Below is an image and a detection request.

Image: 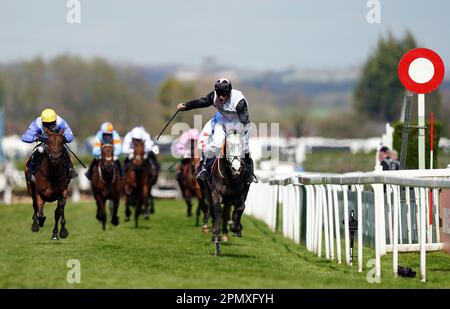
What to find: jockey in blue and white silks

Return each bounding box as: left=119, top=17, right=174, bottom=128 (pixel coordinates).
left=177, top=79, right=256, bottom=183
left=85, top=122, right=123, bottom=180
left=21, top=108, right=78, bottom=182
left=21, top=113, right=74, bottom=144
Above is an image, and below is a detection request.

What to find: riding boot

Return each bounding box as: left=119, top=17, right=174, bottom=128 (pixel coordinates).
left=27, top=148, right=44, bottom=182
left=196, top=157, right=207, bottom=181
left=176, top=168, right=184, bottom=193
left=198, top=157, right=215, bottom=181
left=64, top=148, right=78, bottom=179
left=115, top=160, right=124, bottom=177
left=85, top=158, right=99, bottom=180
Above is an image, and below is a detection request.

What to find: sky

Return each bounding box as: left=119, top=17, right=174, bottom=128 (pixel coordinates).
left=1, top=0, right=450, bottom=70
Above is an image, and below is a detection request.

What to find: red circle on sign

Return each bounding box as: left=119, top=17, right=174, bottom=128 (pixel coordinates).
left=398, top=48, right=445, bottom=94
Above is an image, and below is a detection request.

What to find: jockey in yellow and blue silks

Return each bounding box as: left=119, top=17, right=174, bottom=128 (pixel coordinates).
left=21, top=108, right=78, bottom=182
left=85, top=122, right=123, bottom=180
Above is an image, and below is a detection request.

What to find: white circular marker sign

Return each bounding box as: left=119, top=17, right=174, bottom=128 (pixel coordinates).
left=408, top=58, right=435, bottom=84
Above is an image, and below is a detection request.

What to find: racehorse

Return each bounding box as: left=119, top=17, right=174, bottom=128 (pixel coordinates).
left=90, top=144, right=122, bottom=230
left=124, top=139, right=150, bottom=228
left=203, top=130, right=252, bottom=255
left=145, top=153, right=159, bottom=217
left=180, top=156, right=209, bottom=233
left=25, top=128, right=71, bottom=240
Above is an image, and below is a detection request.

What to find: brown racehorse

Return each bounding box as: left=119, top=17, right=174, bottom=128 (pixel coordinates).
left=124, top=139, right=150, bottom=228
left=90, top=144, right=122, bottom=230
left=179, top=156, right=209, bottom=233
left=25, top=128, right=71, bottom=240
left=145, top=154, right=159, bottom=217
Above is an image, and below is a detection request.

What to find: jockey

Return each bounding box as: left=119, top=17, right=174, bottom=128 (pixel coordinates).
left=122, top=126, right=160, bottom=172
left=85, top=122, right=123, bottom=180
left=21, top=108, right=78, bottom=182
left=173, top=128, right=200, bottom=193
left=177, top=78, right=256, bottom=183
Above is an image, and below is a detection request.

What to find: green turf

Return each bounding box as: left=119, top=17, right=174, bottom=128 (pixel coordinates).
left=0, top=199, right=449, bottom=288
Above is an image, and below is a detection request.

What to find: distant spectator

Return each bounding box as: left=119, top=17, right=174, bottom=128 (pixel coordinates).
left=389, top=149, right=400, bottom=170
left=378, top=146, right=391, bottom=170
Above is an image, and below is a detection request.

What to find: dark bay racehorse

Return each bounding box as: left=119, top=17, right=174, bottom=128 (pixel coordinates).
left=180, top=156, right=209, bottom=233
left=124, top=139, right=150, bottom=228
left=204, top=131, right=252, bottom=255
left=145, top=154, right=159, bottom=217
left=25, top=128, right=71, bottom=240
left=90, top=144, right=122, bottom=230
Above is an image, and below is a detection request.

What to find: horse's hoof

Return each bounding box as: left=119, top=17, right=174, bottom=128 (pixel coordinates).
left=221, top=234, right=229, bottom=242
left=124, top=217, right=130, bottom=222
left=51, top=235, right=59, bottom=241
left=111, top=217, right=119, bottom=226
left=59, top=229, right=69, bottom=239
left=143, top=214, right=149, bottom=220
left=232, top=232, right=242, bottom=237
left=202, top=225, right=210, bottom=234
left=150, top=208, right=155, bottom=214
left=214, top=241, right=221, bottom=256
left=31, top=222, right=40, bottom=232
left=38, top=216, right=46, bottom=227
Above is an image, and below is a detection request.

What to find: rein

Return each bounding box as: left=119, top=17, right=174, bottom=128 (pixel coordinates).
left=98, top=162, right=116, bottom=184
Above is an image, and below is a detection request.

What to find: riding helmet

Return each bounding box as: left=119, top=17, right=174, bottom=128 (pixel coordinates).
left=214, top=78, right=232, bottom=96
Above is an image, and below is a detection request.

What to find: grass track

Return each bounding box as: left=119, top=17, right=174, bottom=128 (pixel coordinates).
left=0, top=199, right=449, bottom=288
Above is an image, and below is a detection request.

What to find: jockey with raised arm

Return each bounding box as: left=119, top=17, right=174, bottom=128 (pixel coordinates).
left=21, top=108, right=78, bottom=182
left=122, top=126, right=160, bottom=172
left=177, top=78, right=256, bottom=183
left=85, top=122, right=123, bottom=180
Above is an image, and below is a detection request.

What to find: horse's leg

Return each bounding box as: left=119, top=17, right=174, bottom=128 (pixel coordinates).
left=125, top=196, right=131, bottom=222
left=111, top=196, right=120, bottom=226
left=51, top=202, right=62, bottom=241
left=149, top=192, right=155, bottom=214
left=143, top=195, right=150, bottom=220
left=186, top=196, right=193, bottom=217
left=221, top=203, right=230, bottom=242
left=135, top=197, right=141, bottom=228
left=31, top=195, right=40, bottom=232
left=148, top=178, right=155, bottom=214
left=201, top=199, right=210, bottom=233
left=95, top=194, right=107, bottom=230
left=36, top=195, right=46, bottom=228
left=100, top=198, right=107, bottom=231
left=210, top=191, right=222, bottom=256
left=58, top=196, right=69, bottom=239
left=195, top=198, right=201, bottom=227
left=231, top=201, right=246, bottom=237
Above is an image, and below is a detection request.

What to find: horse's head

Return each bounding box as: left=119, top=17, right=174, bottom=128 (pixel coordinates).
left=44, top=127, right=64, bottom=164
left=132, top=138, right=145, bottom=167
left=224, top=131, right=244, bottom=176
left=101, top=144, right=115, bottom=171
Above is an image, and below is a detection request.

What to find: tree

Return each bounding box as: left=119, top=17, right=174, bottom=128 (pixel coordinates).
left=353, top=31, right=442, bottom=122
left=158, top=77, right=196, bottom=123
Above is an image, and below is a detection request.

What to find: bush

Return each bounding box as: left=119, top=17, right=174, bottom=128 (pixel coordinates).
left=392, top=121, right=442, bottom=169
